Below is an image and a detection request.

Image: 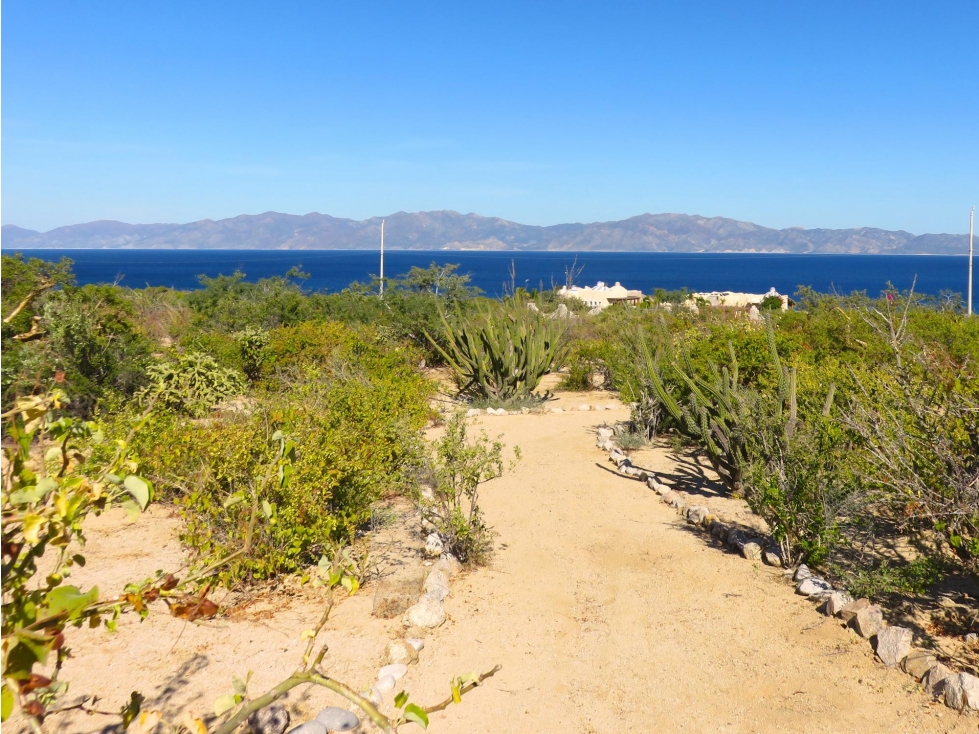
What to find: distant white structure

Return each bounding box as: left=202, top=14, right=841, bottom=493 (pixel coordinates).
left=691, top=287, right=792, bottom=311
left=558, top=281, right=643, bottom=310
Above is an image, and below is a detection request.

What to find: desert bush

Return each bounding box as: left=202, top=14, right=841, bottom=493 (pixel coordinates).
left=130, top=325, right=433, bottom=584
left=140, top=351, right=245, bottom=418
left=2, top=285, right=155, bottom=417
left=842, top=350, right=978, bottom=580
left=430, top=295, right=570, bottom=403
left=422, top=412, right=517, bottom=564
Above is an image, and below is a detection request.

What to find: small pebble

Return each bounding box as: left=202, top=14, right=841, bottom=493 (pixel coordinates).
left=406, top=637, right=425, bottom=652
left=314, top=707, right=360, bottom=732
left=378, top=663, right=409, bottom=681
left=375, top=674, right=396, bottom=694
left=287, top=723, right=327, bottom=734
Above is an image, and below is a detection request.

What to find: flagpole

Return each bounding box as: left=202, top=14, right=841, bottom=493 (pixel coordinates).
left=380, top=219, right=385, bottom=298
left=968, top=206, right=974, bottom=316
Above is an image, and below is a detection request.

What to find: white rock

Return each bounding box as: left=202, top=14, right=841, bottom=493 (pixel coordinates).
left=424, top=532, right=444, bottom=558
left=741, top=540, right=764, bottom=561
left=465, top=408, right=482, bottom=417
left=945, top=672, right=979, bottom=712
left=794, top=564, right=812, bottom=582
left=384, top=639, right=419, bottom=665
left=424, top=569, right=450, bottom=600
left=579, top=404, right=591, bottom=411
left=366, top=687, right=383, bottom=706
left=521, top=407, right=530, bottom=414
left=550, top=407, right=564, bottom=413
left=375, top=674, right=396, bottom=694
left=287, top=722, right=328, bottom=734
left=433, top=555, right=462, bottom=578
left=875, top=626, right=913, bottom=667
left=824, top=590, right=853, bottom=616
left=402, top=594, right=446, bottom=628
left=597, top=427, right=614, bottom=439
left=686, top=506, right=709, bottom=525
left=314, top=707, right=360, bottom=732
left=379, top=663, right=409, bottom=681
left=797, top=577, right=833, bottom=597
left=851, top=604, right=884, bottom=639
left=924, top=663, right=954, bottom=698
left=762, top=547, right=784, bottom=567
left=406, top=637, right=425, bottom=652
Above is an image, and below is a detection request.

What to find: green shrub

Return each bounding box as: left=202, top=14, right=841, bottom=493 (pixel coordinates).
left=141, top=352, right=245, bottom=418
left=130, top=324, right=434, bottom=585
left=430, top=295, right=570, bottom=403
left=422, top=412, right=517, bottom=565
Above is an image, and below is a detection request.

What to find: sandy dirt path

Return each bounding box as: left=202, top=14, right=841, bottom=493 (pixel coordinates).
left=404, top=401, right=972, bottom=734
left=37, top=395, right=974, bottom=733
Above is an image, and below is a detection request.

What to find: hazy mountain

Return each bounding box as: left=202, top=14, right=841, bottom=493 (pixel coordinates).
left=2, top=211, right=970, bottom=254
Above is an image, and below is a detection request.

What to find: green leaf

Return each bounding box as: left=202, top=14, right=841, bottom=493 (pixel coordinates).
left=223, top=492, right=246, bottom=509
left=9, top=478, right=58, bottom=505
left=261, top=500, right=273, bottom=519
left=213, top=693, right=237, bottom=717
left=1, top=685, right=14, bottom=721
left=232, top=675, right=248, bottom=697
left=340, top=575, right=359, bottom=595
left=120, top=499, right=141, bottom=521
left=44, top=585, right=99, bottom=620
left=120, top=691, right=143, bottom=729
left=394, top=690, right=408, bottom=709
left=123, top=475, right=152, bottom=510
left=404, top=704, right=429, bottom=728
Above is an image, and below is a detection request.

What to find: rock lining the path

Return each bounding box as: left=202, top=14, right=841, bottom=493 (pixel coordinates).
left=875, top=626, right=913, bottom=667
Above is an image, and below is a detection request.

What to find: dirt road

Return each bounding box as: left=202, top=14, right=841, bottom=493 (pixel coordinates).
left=41, top=395, right=972, bottom=733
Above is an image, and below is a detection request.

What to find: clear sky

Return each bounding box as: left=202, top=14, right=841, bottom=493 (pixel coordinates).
left=2, top=1, right=977, bottom=234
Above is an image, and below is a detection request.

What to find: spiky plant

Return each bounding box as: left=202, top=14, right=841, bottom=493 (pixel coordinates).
left=640, top=319, right=796, bottom=493
left=427, top=296, right=570, bottom=404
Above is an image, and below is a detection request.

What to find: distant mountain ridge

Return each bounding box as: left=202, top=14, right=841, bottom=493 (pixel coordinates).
left=1, top=211, right=970, bottom=254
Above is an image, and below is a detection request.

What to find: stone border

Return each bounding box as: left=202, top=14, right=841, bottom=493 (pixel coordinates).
left=275, top=553, right=461, bottom=732
left=595, top=426, right=979, bottom=714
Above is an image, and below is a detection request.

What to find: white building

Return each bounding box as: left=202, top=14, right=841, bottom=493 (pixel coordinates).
left=558, top=281, right=643, bottom=310
left=690, top=287, right=792, bottom=311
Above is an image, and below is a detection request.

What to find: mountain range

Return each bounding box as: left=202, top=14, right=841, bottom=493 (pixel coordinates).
left=1, top=211, right=970, bottom=255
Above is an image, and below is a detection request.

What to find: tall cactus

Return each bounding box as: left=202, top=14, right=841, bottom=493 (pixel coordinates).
left=428, top=295, right=570, bottom=403
left=641, top=319, right=795, bottom=493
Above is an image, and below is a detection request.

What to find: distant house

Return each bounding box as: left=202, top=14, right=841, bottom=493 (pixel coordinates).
left=558, top=281, right=643, bottom=310
left=690, top=287, right=794, bottom=311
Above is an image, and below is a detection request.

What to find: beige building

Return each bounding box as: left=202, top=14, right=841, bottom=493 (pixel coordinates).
left=691, top=287, right=792, bottom=311
left=558, top=281, right=643, bottom=310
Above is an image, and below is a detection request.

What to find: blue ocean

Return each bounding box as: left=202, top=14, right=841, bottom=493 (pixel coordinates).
left=10, top=249, right=970, bottom=299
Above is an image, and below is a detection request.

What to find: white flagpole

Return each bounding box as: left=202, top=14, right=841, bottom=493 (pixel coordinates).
left=380, top=219, right=385, bottom=298
left=968, top=206, right=974, bottom=316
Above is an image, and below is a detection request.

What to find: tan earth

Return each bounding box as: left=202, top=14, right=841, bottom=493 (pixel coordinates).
left=32, top=387, right=977, bottom=734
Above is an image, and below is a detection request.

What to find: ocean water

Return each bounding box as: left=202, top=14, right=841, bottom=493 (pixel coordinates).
left=10, top=249, right=970, bottom=298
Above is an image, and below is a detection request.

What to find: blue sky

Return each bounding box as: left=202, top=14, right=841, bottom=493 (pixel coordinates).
left=2, top=1, right=977, bottom=233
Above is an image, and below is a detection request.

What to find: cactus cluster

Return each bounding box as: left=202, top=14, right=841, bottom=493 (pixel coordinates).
left=428, top=296, right=570, bottom=403
left=642, top=319, right=796, bottom=493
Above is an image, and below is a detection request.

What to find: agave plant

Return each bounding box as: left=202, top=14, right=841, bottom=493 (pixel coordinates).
left=428, top=296, right=570, bottom=403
